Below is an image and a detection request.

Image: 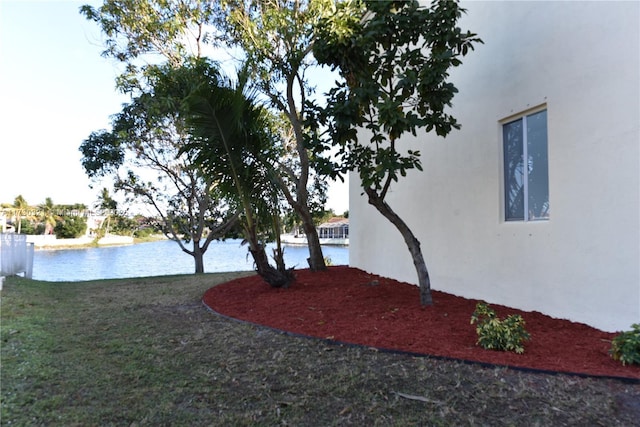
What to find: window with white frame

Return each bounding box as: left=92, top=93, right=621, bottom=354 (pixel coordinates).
left=503, top=109, right=549, bottom=221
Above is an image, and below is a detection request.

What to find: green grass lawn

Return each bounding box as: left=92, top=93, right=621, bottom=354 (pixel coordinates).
left=2, top=273, right=639, bottom=426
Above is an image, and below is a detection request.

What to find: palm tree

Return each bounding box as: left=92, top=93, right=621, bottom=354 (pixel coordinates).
left=96, top=188, right=118, bottom=235
left=38, top=197, right=58, bottom=235
left=184, top=61, right=293, bottom=287
left=12, top=195, right=29, bottom=234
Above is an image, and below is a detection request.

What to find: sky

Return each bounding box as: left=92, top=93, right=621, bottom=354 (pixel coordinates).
left=0, top=0, right=349, bottom=215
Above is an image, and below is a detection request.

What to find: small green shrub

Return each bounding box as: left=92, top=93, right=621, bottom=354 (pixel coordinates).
left=610, top=324, right=640, bottom=366
left=470, top=302, right=530, bottom=354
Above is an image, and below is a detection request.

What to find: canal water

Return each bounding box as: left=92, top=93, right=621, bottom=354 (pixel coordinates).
left=32, top=239, right=349, bottom=282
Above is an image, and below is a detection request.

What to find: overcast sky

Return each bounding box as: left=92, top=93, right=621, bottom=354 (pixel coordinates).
left=0, top=0, right=348, bottom=214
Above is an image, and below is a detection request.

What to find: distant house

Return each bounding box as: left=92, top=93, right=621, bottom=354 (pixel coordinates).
left=317, top=217, right=349, bottom=240
left=281, top=217, right=349, bottom=246
left=348, top=1, right=639, bottom=332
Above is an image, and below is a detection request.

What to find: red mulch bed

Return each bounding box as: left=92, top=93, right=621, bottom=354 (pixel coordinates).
left=203, top=266, right=640, bottom=381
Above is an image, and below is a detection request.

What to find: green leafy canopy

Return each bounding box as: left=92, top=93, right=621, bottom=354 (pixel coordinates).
left=314, top=0, right=482, bottom=194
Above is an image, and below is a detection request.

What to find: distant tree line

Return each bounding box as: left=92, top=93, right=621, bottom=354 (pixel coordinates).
left=1, top=194, right=159, bottom=239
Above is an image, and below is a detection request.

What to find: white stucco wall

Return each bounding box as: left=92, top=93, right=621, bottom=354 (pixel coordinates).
left=349, top=1, right=640, bottom=332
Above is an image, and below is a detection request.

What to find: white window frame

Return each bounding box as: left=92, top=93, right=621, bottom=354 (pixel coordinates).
left=501, top=106, right=549, bottom=222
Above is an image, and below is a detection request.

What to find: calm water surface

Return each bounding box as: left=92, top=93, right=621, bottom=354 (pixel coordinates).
left=32, top=239, right=348, bottom=282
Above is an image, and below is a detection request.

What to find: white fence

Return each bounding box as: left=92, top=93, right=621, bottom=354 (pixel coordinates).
left=0, top=233, right=34, bottom=279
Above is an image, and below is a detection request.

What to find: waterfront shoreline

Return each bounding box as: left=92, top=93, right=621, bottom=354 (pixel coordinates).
left=25, top=234, right=172, bottom=250
left=26, top=234, right=135, bottom=249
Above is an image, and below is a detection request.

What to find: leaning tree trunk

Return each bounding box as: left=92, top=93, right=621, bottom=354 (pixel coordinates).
left=299, top=209, right=326, bottom=271
left=277, top=186, right=326, bottom=271
left=278, top=172, right=326, bottom=271
left=365, top=188, right=433, bottom=306
left=249, top=244, right=294, bottom=288
left=285, top=77, right=327, bottom=272
left=246, top=231, right=294, bottom=288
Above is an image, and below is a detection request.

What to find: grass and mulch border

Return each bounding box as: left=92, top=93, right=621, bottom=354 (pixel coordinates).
left=206, top=307, right=640, bottom=385
left=203, top=266, right=640, bottom=382
left=2, top=272, right=639, bottom=425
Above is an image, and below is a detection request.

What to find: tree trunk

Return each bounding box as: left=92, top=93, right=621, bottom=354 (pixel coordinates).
left=277, top=179, right=326, bottom=271
left=249, top=243, right=271, bottom=274
left=272, top=215, right=287, bottom=273
left=193, top=240, right=205, bottom=274
left=273, top=246, right=286, bottom=272
left=299, top=210, right=326, bottom=271
left=365, top=188, right=433, bottom=306
left=284, top=76, right=327, bottom=272
left=246, top=231, right=293, bottom=288
left=249, top=243, right=294, bottom=288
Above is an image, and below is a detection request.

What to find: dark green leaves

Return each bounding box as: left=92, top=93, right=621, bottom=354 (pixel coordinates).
left=79, top=130, right=125, bottom=178
left=314, top=0, right=482, bottom=196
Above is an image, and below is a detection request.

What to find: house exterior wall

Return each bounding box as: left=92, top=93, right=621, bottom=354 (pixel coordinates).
left=349, top=1, right=640, bottom=332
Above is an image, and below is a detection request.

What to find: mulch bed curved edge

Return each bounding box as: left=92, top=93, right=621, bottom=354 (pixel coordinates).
left=202, top=266, right=640, bottom=383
